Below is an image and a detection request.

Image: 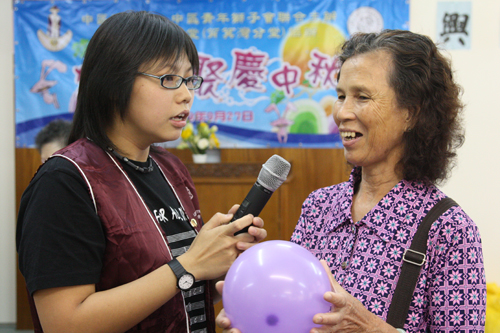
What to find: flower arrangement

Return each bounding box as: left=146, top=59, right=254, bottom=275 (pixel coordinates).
left=178, top=121, right=220, bottom=155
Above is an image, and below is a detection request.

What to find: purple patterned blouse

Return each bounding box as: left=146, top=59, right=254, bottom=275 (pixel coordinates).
left=291, top=168, right=486, bottom=332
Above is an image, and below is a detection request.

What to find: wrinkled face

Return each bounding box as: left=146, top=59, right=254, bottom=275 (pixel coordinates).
left=334, top=50, right=409, bottom=174
left=110, top=54, right=195, bottom=149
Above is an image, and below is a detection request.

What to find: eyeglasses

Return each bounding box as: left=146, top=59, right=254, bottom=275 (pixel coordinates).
left=139, top=73, right=203, bottom=90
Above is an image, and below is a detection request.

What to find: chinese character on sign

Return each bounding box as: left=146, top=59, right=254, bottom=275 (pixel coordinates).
left=232, top=13, right=245, bottom=24
left=171, top=14, right=183, bottom=24
left=82, top=14, right=93, bottom=25
left=247, top=12, right=260, bottom=24
left=187, top=29, right=199, bottom=40
left=310, top=11, right=320, bottom=20
left=191, top=111, right=254, bottom=123
left=268, top=27, right=282, bottom=39
left=269, top=63, right=301, bottom=98
left=222, top=27, right=236, bottom=39
left=96, top=14, right=107, bottom=25
left=217, top=13, right=230, bottom=23
left=293, top=12, right=307, bottom=23
left=228, top=48, right=269, bottom=93
left=436, top=2, right=471, bottom=50
left=238, top=27, right=251, bottom=39
left=277, top=12, right=291, bottom=24
left=441, top=13, right=468, bottom=45
left=205, top=28, right=220, bottom=39
left=187, top=13, right=200, bottom=25
left=252, top=27, right=265, bottom=39
left=202, top=12, right=215, bottom=24
left=324, top=11, right=337, bottom=21
left=198, top=53, right=227, bottom=102
left=305, top=49, right=340, bottom=90
left=262, top=12, right=275, bottom=24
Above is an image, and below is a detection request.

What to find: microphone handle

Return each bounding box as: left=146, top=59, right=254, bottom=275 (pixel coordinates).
left=232, top=181, right=273, bottom=235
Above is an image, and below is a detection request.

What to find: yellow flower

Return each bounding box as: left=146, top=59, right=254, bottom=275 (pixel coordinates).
left=210, top=132, right=220, bottom=148
left=177, top=120, right=220, bottom=154
left=198, top=122, right=210, bottom=137
left=181, top=123, right=194, bottom=140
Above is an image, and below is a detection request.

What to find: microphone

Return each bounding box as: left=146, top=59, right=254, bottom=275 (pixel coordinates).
left=232, top=155, right=291, bottom=235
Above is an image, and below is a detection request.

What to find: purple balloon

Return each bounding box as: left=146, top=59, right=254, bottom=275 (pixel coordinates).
left=223, top=240, right=332, bottom=333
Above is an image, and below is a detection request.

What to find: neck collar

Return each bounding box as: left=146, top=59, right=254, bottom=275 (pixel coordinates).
left=108, top=147, right=154, bottom=173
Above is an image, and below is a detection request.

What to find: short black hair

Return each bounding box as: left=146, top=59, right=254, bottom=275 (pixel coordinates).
left=68, top=10, right=200, bottom=150
left=35, top=119, right=71, bottom=153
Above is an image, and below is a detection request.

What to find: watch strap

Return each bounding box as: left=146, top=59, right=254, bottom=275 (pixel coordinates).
left=167, top=258, right=194, bottom=290
left=167, top=258, right=187, bottom=279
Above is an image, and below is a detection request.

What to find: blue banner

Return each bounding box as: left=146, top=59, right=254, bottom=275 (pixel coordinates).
left=14, top=0, right=409, bottom=148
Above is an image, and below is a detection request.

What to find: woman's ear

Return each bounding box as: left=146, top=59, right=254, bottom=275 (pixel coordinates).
left=405, top=117, right=412, bottom=132
left=404, top=106, right=419, bottom=132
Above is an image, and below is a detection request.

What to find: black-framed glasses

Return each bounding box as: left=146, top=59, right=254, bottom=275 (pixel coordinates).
left=139, top=73, right=203, bottom=90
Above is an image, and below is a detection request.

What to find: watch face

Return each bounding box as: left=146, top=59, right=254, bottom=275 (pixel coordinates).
left=179, top=274, right=195, bottom=290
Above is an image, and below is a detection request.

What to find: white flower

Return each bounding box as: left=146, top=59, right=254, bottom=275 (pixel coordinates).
left=197, top=138, right=209, bottom=150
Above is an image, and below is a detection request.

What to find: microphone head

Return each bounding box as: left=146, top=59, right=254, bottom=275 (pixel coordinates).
left=258, top=155, right=291, bottom=192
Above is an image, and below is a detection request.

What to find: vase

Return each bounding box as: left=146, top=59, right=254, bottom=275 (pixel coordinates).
left=192, top=154, right=208, bottom=164
left=206, top=149, right=221, bottom=163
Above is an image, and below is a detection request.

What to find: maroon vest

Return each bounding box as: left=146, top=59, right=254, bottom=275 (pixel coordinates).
left=29, top=138, right=215, bottom=333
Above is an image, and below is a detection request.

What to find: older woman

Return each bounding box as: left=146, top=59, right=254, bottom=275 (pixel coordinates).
left=217, top=30, right=486, bottom=332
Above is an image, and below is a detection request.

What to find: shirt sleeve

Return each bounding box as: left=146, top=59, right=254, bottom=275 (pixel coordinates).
left=424, top=206, right=486, bottom=332
left=16, top=157, right=106, bottom=295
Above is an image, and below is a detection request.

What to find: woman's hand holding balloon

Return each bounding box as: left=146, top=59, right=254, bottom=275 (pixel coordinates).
left=310, top=261, right=398, bottom=333
left=215, top=281, right=240, bottom=333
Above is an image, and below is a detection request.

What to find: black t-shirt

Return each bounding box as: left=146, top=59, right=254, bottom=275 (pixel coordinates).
left=16, top=155, right=208, bottom=332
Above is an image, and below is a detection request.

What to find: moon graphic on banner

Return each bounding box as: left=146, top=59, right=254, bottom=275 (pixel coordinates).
left=281, top=21, right=345, bottom=88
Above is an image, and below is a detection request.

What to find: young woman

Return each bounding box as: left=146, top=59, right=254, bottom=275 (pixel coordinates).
left=17, top=11, right=266, bottom=333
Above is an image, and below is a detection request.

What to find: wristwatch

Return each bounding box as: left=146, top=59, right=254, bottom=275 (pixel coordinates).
left=167, top=258, right=195, bottom=291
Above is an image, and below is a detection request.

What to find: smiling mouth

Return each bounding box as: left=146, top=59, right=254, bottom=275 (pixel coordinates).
left=340, top=131, right=362, bottom=141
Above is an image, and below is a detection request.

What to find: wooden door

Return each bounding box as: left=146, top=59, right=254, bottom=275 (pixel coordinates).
left=16, top=148, right=41, bottom=330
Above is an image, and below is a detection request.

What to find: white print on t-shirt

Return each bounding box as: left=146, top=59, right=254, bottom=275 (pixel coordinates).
left=154, top=208, right=168, bottom=223
left=154, top=206, right=188, bottom=224
left=170, top=206, right=187, bottom=221
left=185, top=186, right=193, bottom=199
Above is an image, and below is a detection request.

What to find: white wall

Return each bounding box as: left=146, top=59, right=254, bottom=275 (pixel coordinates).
left=1, top=0, right=499, bottom=324
left=0, top=0, right=16, bottom=324
left=411, top=0, right=500, bottom=285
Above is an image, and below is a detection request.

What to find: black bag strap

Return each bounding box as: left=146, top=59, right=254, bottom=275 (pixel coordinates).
left=386, top=197, right=458, bottom=329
